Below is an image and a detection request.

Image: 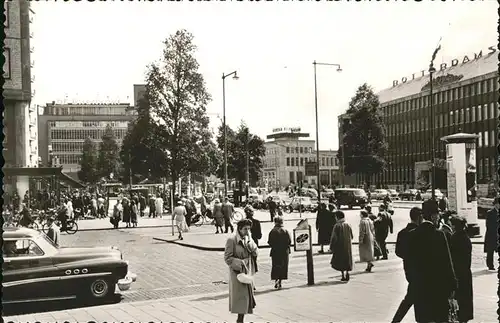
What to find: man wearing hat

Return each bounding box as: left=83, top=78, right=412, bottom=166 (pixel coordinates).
left=245, top=205, right=262, bottom=246
left=484, top=196, right=499, bottom=270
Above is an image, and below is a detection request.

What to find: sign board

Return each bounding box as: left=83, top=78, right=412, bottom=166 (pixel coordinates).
left=293, top=226, right=312, bottom=251
left=272, top=127, right=301, bottom=134
left=305, top=162, right=317, bottom=176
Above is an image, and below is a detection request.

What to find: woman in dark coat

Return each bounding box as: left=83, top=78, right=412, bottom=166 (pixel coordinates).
left=122, top=198, right=131, bottom=227
left=268, top=216, right=292, bottom=289
left=130, top=200, right=138, bottom=227
left=316, top=203, right=335, bottom=253
left=450, top=216, right=473, bottom=323
left=330, top=211, right=353, bottom=282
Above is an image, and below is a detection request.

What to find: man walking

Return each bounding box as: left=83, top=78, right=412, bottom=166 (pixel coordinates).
left=374, top=204, right=393, bottom=260
left=407, top=199, right=457, bottom=323
left=484, top=196, right=499, bottom=270
left=391, top=207, right=423, bottom=322
left=221, top=197, right=235, bottom=233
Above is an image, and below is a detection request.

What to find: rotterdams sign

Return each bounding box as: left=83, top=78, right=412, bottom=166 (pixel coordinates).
left=392, top=45, right=497, bottom=87
left=272, top=127, right=301, bottom=133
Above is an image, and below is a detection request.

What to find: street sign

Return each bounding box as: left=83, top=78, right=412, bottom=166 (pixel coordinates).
left=293, top=227, right=312, bottom=251
left=305, top=162, right=317, bottom=176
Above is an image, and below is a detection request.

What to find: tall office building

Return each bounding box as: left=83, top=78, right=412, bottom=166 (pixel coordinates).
left=3, top=0, right=36, bottom=196
left=339, top=45, right=498, bottom=190
left=38, top=102, right=137, bottom=178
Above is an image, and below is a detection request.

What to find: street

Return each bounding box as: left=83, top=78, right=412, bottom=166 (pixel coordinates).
left=4, top=207, right=497, bottom=322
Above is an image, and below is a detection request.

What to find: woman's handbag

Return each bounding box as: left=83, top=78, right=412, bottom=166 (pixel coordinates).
left=236, top=260, right=254, bottom=285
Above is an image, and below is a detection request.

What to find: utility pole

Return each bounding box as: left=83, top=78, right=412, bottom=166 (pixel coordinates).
left=246, top=131, right=250, bottom=201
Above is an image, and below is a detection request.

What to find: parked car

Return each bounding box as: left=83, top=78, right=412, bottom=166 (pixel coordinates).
left=285, top=196, right=315, bottom=213
left=321, top=189, right=335, bottom=199
left=371, top=189, right=389, bottom=200
left=3, top=227, right=135, bottom=305
left=334, top=188, right=368, bottom=209
left=399, top=189, right=419, bottom=201
left=387, top=189, right=399, bottom=200
left=421, top=189, right=444, bottom=200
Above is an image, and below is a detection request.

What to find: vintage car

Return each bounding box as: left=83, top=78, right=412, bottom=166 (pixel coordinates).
left=334, top=188, right=368, bottom=209
left=421, top=189, right=444, bottom=200
left=371, top=189, right=389, bottom=200
left=3, top=227, right=135, bottom=305
left=399, top=189, right=419, bottom=201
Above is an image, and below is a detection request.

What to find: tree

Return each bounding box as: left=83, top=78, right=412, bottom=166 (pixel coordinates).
left=77, top=137, right=98, bottom=184
left=216, top=121, right=265, bottom=191
left=120, top=97, right=170, bottom=184
left=97, top=124, right=121, bottom=180
left=146, top=29, right=213, bottom=195
left=338, top=83, right=388, bottom=189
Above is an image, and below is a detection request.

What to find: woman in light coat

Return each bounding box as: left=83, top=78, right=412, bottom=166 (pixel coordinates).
left=155, top=195, right=164, bottom=218
left=358, top=210, right=375, bottom=272
left=224, top=219, right=258, bottom=323
left=213, top=199, right=224, bottom=234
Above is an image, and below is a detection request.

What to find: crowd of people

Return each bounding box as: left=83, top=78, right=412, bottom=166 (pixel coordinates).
left=222, top=197, right=500, bottom=323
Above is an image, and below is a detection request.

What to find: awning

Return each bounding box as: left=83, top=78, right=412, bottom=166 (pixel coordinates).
left=3, top=167, right=85, bottom=188
left=60, top=172, right=85, bottom=188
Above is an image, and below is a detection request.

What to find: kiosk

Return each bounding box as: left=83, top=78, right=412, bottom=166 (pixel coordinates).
left=440, top=133, right=481, bottom=237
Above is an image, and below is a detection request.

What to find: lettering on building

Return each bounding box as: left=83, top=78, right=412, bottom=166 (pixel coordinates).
left=392, top=46, right=496, bottom=87
left=272, top=127, right=301, bottom=133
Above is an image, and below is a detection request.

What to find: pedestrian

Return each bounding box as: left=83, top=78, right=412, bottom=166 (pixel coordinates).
left=330, top=211, right=353, bottom=282
left=268, top=215, right=292, bottom=289
left=224, top=219, right=258, bottom=323
left=450, top=215, right=474, bottom=323
left=213, top=199, right=225, bottom=234
left=407, top=199, right=457, bottom=323
left=358, top=210, right=375, bottom=272
left=155, top=194, right=164, bottom=218
left=391, top=207, right=423, bottom=323
left=373, top=204, right=393, bottom=260
left=149, top=194, right=156, bottom=218
left=111, top=199, right=123, bottom=229
left=139, top=194, right=146, bottom=217
left=184, top=198, right=194, bottom=227
left=484, top=196, right=499, bottom=270
left=91, top=195, right=98, bottom=218
left=46, top=216, right=60, bottom=246
left=245, top=205, right=262, bottom=247
left=130, top=200, right=138, bottom=227
left=122, top=198, right=131, bottom=228
left=222, top=197, right=235, bottom=233
left=316, top=203, right=335, bottom=254
left=267, top=196, right=277, bottom=222
left=173, top=201, right=187, bottom=240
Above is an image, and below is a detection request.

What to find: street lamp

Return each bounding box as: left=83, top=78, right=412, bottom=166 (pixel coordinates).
left=222, top=70, right=239, bottom=198
left=313, top=61, right=342, bottom=205
left=429, top=44, right=440, bottom=200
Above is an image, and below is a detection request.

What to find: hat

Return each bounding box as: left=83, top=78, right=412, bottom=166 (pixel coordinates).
left=177, top=201, right=183, bottom=205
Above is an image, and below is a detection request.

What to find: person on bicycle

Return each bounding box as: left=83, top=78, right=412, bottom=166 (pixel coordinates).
left=18, top=203, right=33, bottom=228
left=57, top=199, right=69, bottom=231
left=46, top=216, right=60, bottom=246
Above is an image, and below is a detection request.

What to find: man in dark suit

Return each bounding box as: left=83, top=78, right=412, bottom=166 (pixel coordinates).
left=484, top=196, right=499, bottom=270
left=391, top=207, right=422, bottom=323
left=245, top=205, right=262, bottom=246
left=407, top=199, right=457, bottom=323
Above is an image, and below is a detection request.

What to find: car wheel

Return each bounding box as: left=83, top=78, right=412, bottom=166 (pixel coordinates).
left=88, top=277, right=114, bottom=300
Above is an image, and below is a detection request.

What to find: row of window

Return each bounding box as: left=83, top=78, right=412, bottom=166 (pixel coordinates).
left=51, top=141, right=86, bottom=153
left=383, top=77, right=498, bottom=116
left=48, top=121, right=129, bottom=128
left=386, top=102, right=498, bottom=137
left=52, top=154, right=82, bottom=165
left=285, top=156, right=339, bottom=167
left=46, top=106, right=132, bottom=116
left=50, top=128, right=128, bottom=141
left=285, top=146, right=314, bottom=154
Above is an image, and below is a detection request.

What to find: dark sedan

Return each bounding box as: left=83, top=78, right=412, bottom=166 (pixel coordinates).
left=399, top=189, right=419, bottom=201
left=3, top=227, right=135, bottom=305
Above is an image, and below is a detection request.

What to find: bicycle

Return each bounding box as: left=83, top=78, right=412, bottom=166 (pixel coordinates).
left=231, top=209, right=244, bottom=222
left=42, top=218, right=79, bottom=235
left=194, top=209, right=215, bottom=227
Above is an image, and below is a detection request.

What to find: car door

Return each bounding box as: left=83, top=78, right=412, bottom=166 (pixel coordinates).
left=3, top=238, right=58, bottom=303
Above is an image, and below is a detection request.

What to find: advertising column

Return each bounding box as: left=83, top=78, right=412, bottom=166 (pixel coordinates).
left=441, top=133, right=480, bottom=237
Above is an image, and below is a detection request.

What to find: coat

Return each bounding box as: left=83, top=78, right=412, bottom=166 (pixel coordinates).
left=358, top=217, right=375, bottom=263
left=450, top=230, right=474, bottom=322
left=395, top=222, right=418, bottom=282
left=330, top=219, right=353, bottom=271
left=407, top=221, right=457, bottom=323
left=268, top=226, right=291, bottom=280
left=484, top=208, right=499, bottom=253
left=249, top=218, right=262, bottom=245
left=155, top=197, right=164, bottom=216
left=224, top=234, right=258, bottom=314
left=316, top=209, right=335, bottom=245
left=122, top=201, right=131, bottom=223
left=213, top=203, right=224, bottom=227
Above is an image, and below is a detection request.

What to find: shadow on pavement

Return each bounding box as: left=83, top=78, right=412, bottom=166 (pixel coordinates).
left=2, top=294, right=124, bottom=316
left=472, top=269, right=496, bottom=277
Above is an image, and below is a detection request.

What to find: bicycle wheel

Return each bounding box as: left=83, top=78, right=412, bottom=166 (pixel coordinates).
left=232, top=210, right=244, bottom=222
left=66, top=221, right=78, bottom=235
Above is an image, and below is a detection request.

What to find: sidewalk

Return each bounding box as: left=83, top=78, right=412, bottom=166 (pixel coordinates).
left=5, top=263, right=496, bottom=322
left=77, top=217, right=173, bottom=231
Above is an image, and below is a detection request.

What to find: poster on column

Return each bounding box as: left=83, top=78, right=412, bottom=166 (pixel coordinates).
left=465, top=144, right=477, bottom=203
left=446, top=152, right=457, bottom=212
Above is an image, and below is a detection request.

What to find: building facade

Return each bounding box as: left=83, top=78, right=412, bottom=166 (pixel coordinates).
left=38, top=102, right=137, bottom=177
left=3, top=0, right=36, bottom=195
left=262, top=128, right=339, bottom=188
left=339, top=46, right=498, bottom=190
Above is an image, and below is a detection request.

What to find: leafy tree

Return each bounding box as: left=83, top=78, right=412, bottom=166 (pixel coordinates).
left=338, top=83, right=388, bottom=189
left=97, top=124, right=121, bottom=180
left=120, top=97, right=170, bottom=184
left=216, top=121, right=265, bottom=191
left=146, top=29, right=213, bottom=195
left=77, top=137, right=98, bottom=184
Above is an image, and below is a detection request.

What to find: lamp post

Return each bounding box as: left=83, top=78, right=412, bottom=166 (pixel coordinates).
left=429, top=44, right=440, bottom=200
left=222, top=71, right=239, bottom=198
left=313, top=61, right=342, bottom=205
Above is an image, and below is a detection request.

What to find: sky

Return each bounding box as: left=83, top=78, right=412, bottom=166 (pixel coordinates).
left=31, top=0, right=498, bottom=151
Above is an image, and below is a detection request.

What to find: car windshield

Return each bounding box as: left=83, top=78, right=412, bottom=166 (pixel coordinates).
left=354, top=190, right=366, bottom=196
left=38, top=234, right=58, bottom=249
